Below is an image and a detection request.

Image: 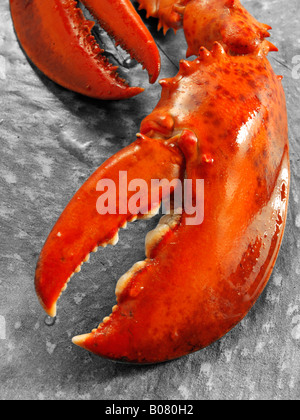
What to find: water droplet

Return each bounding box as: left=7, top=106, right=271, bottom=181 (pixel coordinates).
left=44, top=316, right=56, bottom=327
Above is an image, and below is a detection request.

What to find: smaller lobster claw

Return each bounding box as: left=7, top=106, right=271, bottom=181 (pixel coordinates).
left=10, top=0, right=161, bottom=100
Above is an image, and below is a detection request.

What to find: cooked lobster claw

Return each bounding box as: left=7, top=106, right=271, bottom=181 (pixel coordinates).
left=35, top=42, right=289, bottom=363
left=10, top=0, right=161, bottom=100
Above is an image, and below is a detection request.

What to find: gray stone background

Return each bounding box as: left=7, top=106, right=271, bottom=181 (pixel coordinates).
left=0, top=0, right=299, bottom=400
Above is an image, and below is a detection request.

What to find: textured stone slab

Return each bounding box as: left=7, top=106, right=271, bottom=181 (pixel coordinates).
left=0, top=0, right=300, bottom=400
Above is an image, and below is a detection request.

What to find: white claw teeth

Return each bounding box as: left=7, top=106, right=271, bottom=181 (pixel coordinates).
left=61, top=207, right=179, bottom=320
left=75, top=265, right=82, bottom=273
left=115, top=261, right=148, bottom=298
left=159, top=212, right=182, bottom=229
left=102, top=316, right=110, bottom=324
left=139, top=204, right=161, bottom=220
left=109, top=232, right=119, bottom=246
left=56, top=230, right=123, bottom=311
left=145, top=224, right=171, bottom=258
left=58, top=275, right=72, bottom=299
left=145, top=213, right=182, bottom=258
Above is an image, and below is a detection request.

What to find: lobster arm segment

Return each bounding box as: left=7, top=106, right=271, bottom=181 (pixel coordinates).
left=35, top=136, right=184, bottom=318
left=10, top=0, right=160, bottom=100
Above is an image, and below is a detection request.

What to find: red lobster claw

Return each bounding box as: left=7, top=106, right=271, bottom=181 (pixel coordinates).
left=10, top=0, right=161, bottom=100
left=35, top=42, right=289, bottom=363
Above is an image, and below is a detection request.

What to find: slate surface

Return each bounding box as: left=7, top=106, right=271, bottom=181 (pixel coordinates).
left=0, top=0, right=299, bottom=400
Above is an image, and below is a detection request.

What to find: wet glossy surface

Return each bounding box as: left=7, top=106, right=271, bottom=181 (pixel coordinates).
left=0, top=0, right=300, bottom=399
